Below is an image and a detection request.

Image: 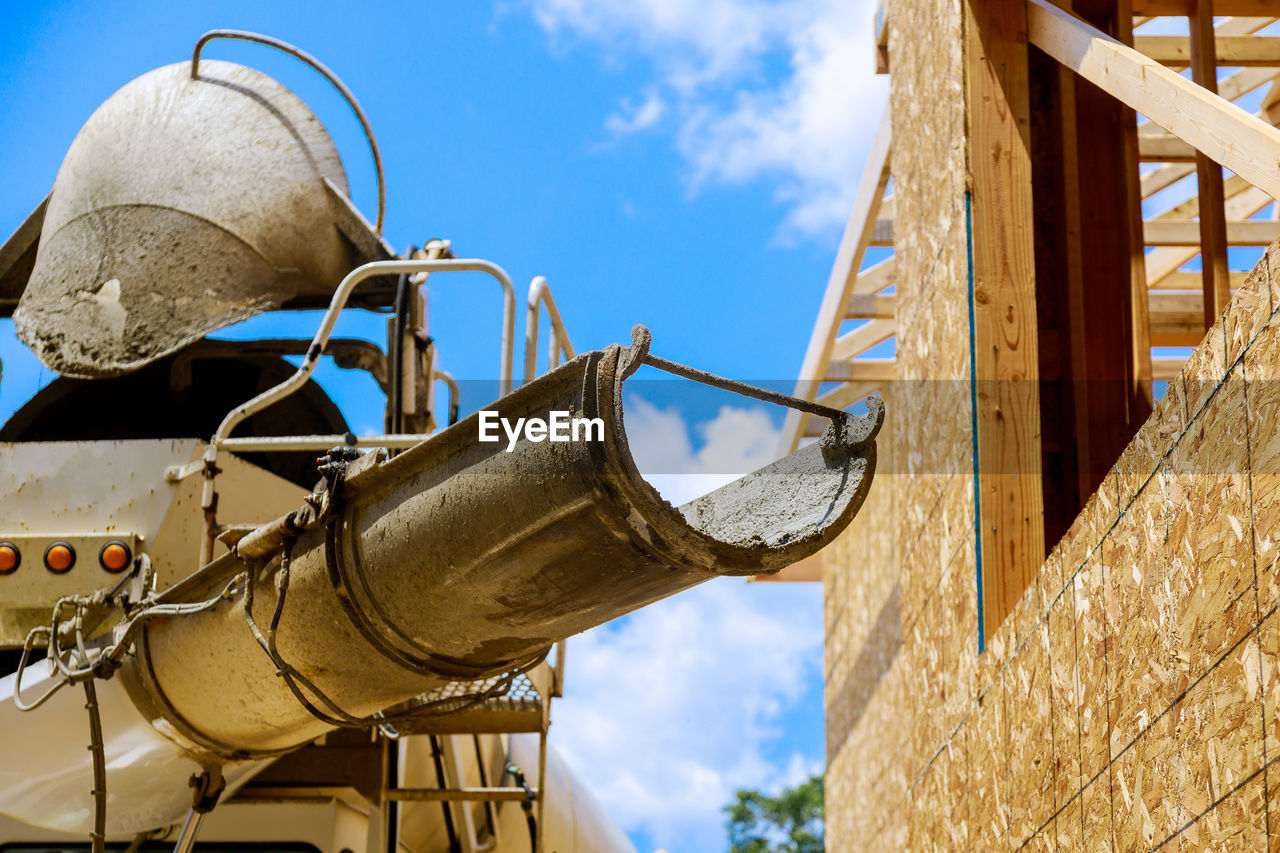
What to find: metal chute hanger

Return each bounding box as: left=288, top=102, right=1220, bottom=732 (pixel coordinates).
left=0, top=30, right=884, bottom=853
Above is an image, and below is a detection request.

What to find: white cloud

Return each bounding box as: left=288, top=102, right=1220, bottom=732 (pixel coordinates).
left=548, top=398, right=821, bottom=851
left=529, top=0, right=786, bottom=86
left=605, top=90, right=667, bottom=135
left=550, top=580, right=823, bottom=852
left=621, top=394, right=781, bottom=506
left=525, top=0, right=887, bottom=241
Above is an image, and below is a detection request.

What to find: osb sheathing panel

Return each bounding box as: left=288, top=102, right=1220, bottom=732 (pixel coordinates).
left=823, top=410, right=910, bottom=846
left=1105, top=479, right=1175, bottom=755
left=1113, top=714, right=1180, bottom=849
left=1260, top=610, right=1280, bottom=840
left=887, top=0, right=974, bottom=665
left=1165, top=378, right=1255, bottom=688
left=1048, top=574, right=1083, bottom=812
left=1007, top=614, right=1054, bottom=844
left=822, top=0, right=971, bottom=840
left=826, top=231, right=1280, bottom=847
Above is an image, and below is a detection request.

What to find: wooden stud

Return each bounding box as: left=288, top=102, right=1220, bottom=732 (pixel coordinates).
left=1029, top=48, right=1086, bottom=547
left=1188, top=0, right=1233, bottom=328
left=1117, top=0, right=1155, bottom=461
left=965, top=0, right=1045, bottom=642
left=1028, top=0, right=1152, bottom=544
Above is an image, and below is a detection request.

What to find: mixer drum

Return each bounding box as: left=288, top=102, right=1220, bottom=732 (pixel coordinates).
left=14, top=60, right=369, bottom=378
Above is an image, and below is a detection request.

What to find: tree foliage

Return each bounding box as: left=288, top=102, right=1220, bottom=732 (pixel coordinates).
left=724, top=774, right=824, bottom=853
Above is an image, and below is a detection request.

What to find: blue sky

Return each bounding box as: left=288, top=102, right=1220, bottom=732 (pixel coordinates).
left=1, top=2, right=887, bottom=850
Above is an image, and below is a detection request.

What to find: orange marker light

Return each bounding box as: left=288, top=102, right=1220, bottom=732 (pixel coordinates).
left=44, top=542, right=75, bottom=573
left=0, top=543, right=19, bottom=574
left=100, top=541, right=132, bottom=573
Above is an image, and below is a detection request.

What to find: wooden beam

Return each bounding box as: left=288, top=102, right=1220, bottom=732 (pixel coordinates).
left=800, top=380, right=887, bottom=436
left=966, top=0, right=1044, bottom=642
left=1135, top=35, right=1280, bottom=67
left=879, top=195, right=895, bottom=222
left=823, top=358, right=897, bottom=382
left=1154, top=270, right=1250, bottom=290
left=1153, top=356, right=1187, bottom=380
left=1029, top=49, right=1086, bottom=547
left=869, top=219, right=895, bottom=246
left=749, top=552, right=822, bottom=582
left=830, top=319, right=895, bottom=362
left=1264, top=77, right=1280, bottom=123
left=1145, top=184, right=1272, bottom=284
left=1150, top=291, right=1219, bottom=341
left=843, top=293, right=896, bottom=320
left=778, top=109, right=892, bottom=456
left=1136, top=66, right=1280, bottom=142
left=816, top=379, right=887, bottom=409
left=1155, top=174, right=1251, bottom=220
left=849, top=256, right=897, bottom=298
left=875, top=0, right=890, bottom=74
left=1141, top=162, right=1196, bottom=198
left=1152, top=331, right=1210, bottom=346
left=1119, top=0, right=1156, bottom=440
left=1134, top=0, right=1280, bottom=14
left=1190, top=0, right=1233, bottom=328
left=1027, top=0, right=1280, bottom=201
left=1138, top=133, right=1197, bottom=161
left=1143, top=219, right=1280, bottom=245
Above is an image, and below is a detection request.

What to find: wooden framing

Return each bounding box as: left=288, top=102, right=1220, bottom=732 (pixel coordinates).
left=1135, top=35, right=1280, bottom=67
left=779, top=0, right=1280, bottom=601
left=1134, top=0, right=1280, bottom=13
left=1144, top=219, right=1280, bottom=246
left=779, top=110, right=892, bottom=454
left=1027, top=0, right=1280, bottom=201
left=784, top=10, right=1280, bottom=453
left=827, top=290, right=1245, bottom=349
left=1118, top=0, right=1155, bottom=463
left=965, top=0, right=1045, bottom=641
left=823, top=358, right=897, bottom=382
left=1146, top=184, right=1273, bottom=285
left=1189, top=0, right=1232, bottom=327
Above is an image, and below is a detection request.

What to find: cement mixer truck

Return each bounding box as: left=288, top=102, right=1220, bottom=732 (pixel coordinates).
left=0, top=31, right=882, bottom=853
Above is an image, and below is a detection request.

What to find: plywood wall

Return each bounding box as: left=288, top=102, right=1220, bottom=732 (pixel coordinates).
left=826, top=235, right=1280, bottom=847
left=824, top=0, right=975, bottom=841
left=824, top=0, right=1280, bottom=847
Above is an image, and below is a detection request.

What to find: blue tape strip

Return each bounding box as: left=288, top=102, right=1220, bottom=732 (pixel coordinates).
left=964, top=192, right=985, bottom=655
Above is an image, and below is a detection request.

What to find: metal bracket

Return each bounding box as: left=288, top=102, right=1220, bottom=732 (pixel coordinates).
left=622, top=323, right=887, bottom=461
left=164, top=460, right=204, bottom=483
left=189, top=767, right=226, bottom=813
